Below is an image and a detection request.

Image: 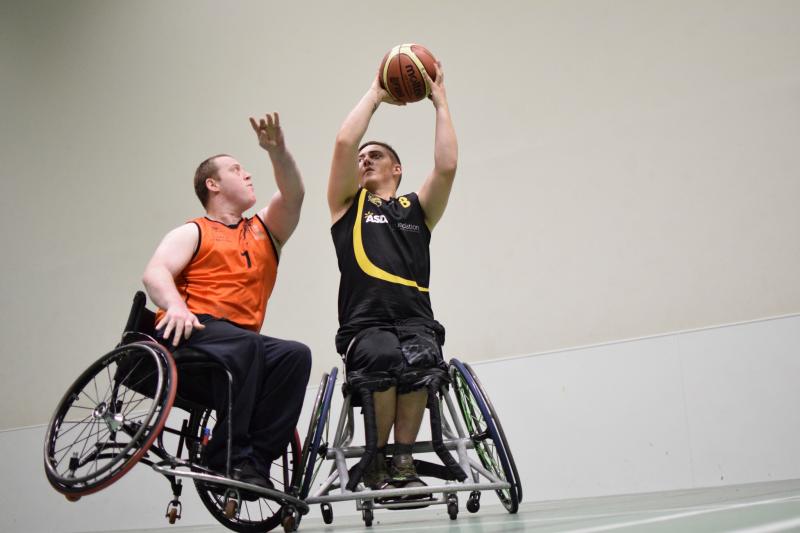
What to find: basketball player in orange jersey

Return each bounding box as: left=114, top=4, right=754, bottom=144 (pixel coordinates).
left=328, top=63, right=457, bottom=496
left=142, top=113, right=311, bottom=493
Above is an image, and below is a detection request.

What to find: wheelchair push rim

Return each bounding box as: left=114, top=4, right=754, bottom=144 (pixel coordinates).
left=450, top=358, right=521, bottom=513
left=299, top=366, right=338, bottom=498
left=43, top=341, right=176, bottom=497
left=194, top=408, right=303, bottom=533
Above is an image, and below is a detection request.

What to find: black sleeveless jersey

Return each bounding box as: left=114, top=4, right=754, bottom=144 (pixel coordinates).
left=332, top=188, right=435, bottom=352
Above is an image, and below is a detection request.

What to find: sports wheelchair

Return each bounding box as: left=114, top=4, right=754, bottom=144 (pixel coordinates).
left=297, top=360, right=522, bottom=526
left=43, top=292, right=309, bottom=532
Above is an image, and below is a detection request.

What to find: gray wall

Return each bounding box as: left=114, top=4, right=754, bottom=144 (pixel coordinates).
left=2, top=0, right=799, bottom=430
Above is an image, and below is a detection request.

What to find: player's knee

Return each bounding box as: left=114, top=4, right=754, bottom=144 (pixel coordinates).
left=286, top=340, right=312, bottom=376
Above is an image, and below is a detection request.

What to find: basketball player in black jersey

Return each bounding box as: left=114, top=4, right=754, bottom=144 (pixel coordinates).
left=328, top=62, right=457, bottom=495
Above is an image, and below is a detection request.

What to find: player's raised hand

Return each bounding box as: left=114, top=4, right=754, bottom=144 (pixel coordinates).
left=423, top=61, right=447, bottom=108
left=371, top=73, right=406, bottom=107
left=249, top=112, right=285, bottom=153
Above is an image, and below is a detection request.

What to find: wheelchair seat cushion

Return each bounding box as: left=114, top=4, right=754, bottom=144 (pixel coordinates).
left=344, top=322, right=448, bottom=398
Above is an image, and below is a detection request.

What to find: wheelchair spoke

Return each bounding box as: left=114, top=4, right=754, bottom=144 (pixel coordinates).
left=116, top=355, right=145, bottom=391
left=76, top=418, right=103, bottom=469
left=78, top=385, right=101, bottom=409
left=53, top=418, right=95, bottom=459
left=56, top=412, right=95, bottom=438
left=120, top=390, right=150, bottom=419
left=53, top=416, right=95, bottom=468
left=126, top=368, right=159, bottom=398
left=92, top=373, right=100, bottom=408
left=96, top=363, right=117, bottom=411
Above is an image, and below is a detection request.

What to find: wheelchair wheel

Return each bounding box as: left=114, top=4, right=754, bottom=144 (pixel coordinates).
left=193, top=409, right=302, bottom=533
left=450, top=358, right=521, bottom=513
left=43, top=341, right=177, bottom=498
left=298, top=367, right=338, bottom=498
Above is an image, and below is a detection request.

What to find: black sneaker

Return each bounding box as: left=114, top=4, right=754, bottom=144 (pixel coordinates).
left=233, top=459, right=274, bottom=501
left=362, top=450, right=391, bottom=490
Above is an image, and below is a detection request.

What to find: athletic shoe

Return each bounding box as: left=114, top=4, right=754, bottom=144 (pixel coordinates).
left=362, top=450, right=391, bottom=490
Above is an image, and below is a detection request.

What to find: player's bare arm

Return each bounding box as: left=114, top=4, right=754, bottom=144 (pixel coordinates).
left=142, top=223, right=204, bottom=346
left=328, top=76, right=404, bottom=223
left=252, top=112, right=305, bottom=248
left=417, top=62, right=457, bottom=230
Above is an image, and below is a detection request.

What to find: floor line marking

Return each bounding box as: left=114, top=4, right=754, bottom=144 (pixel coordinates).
left=556, top=495, right=800, bottom=533
left=726, top=517, right=800, bottom=533
left=324, top=494, right=800, bottom=533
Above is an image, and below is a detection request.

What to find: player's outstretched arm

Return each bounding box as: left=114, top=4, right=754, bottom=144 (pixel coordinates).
left=142, top=224, right=204, bottom=347
left=418, top=62, right=457, bottom=230
left=328, top=75, right=403, bottom=223
left=252, top=112, right=305, bottom=248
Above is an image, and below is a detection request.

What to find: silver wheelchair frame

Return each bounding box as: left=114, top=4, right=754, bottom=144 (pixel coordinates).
left=298, top=361, right=522, bottom=526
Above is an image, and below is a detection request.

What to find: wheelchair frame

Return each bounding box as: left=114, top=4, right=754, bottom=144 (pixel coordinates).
left=43, top=292, right=308, bottom=533
left=298, top=360, right=522, bottom=526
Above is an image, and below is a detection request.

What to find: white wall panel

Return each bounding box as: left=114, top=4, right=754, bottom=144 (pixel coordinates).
left=8, top=315, right=798, bottom=532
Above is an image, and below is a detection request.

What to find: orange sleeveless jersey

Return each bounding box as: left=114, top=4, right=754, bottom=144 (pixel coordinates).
left=156, top=216, right=279, bottom=332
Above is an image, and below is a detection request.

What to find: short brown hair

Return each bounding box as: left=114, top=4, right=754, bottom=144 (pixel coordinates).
left=358, top=141, right=402, bottom=188
left=193, top=154, right=229, bottom=208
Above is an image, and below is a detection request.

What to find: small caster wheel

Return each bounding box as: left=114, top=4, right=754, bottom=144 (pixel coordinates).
left=224, top=499, right=237, bottom=518
left=321, top=502, right=334, bottom=524
left=165, top=500, right=182, bottom=524
left=282, top=505, right=299, bottom=532
left=447, top=494, right=458, bottom=520
left=65, top=494, right=81, bottom=502
left=362, top=508, right=373, bottom=527
left=467, top=490, right=481, bottom=513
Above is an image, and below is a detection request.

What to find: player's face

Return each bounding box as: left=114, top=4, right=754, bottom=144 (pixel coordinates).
left=212, top=156, right=257, bottom=210
left=358, top=145, right=400, bottom=191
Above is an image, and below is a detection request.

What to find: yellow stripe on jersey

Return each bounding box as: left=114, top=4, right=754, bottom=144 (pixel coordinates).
left=353, top=189, right=430, bottom=293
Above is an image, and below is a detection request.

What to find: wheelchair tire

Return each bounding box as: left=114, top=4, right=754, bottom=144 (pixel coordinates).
left=450, top=359, right=521, bottom=513
left=299, top=367, right=338, bottom=498
left=43, top=341, right=177, bottom=498
left=193, top=409, right=302, bottom=533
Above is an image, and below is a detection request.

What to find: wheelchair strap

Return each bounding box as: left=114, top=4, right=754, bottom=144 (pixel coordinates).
left=345, top=385, right=379, bottom=491
left=427, top=381, right=468, bottom=482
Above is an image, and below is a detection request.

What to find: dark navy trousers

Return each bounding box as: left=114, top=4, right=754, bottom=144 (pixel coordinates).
left=159, top=316, right=311, bottom=477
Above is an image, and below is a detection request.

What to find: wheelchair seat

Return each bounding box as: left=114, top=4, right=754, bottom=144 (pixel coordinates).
left=121, top=291, right=227, bottom=413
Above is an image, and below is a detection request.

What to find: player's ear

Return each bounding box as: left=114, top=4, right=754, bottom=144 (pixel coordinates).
left=206, top=176, right=220, bottom=192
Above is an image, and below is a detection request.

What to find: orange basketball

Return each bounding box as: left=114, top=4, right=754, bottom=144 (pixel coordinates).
left=379, top=44, right=438, bottom=103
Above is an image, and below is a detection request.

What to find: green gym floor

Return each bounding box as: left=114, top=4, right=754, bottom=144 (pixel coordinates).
left=108, top=478, right=800, bottom=533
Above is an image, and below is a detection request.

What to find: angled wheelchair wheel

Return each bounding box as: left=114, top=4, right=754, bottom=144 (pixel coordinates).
left=450, top=358, right=521, bottom=513
left=43, top=341, right=177, bottom=498
left=299, top=367, right=338, bottom=498
left=193, top=409, right=302, bottom=533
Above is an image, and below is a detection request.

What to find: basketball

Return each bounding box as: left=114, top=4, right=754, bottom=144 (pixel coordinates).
left=379, top=44, right=438, bottom=103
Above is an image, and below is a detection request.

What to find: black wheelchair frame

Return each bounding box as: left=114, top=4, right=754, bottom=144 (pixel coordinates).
left=43, top=292, right=308, bottom=532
